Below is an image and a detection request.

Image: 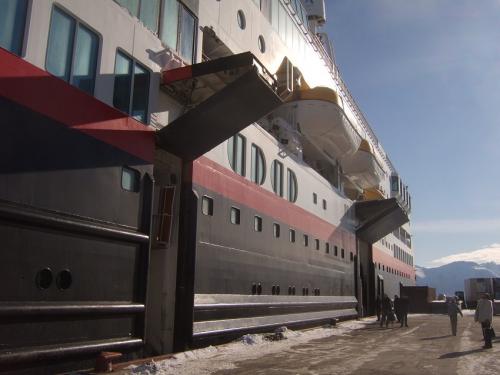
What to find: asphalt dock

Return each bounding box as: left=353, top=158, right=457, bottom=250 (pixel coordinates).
left=118, top=313, right=500, bottom=375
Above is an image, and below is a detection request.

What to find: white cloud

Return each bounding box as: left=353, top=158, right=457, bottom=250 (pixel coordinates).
left=429, top=244, right=500, bottom=267
left=412, top=219, right=500, bottom=234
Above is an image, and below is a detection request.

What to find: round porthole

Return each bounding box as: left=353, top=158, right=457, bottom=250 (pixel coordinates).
left=237, top=10, right=246, bottom=30
left=56, top=269, right=72, bottom=290
left=36, top=268, right=53, bottom=290
left=258, top=35, right=266, bottom=53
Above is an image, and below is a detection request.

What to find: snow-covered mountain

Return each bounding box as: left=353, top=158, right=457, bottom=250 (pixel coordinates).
left=428, top=244, right=500, bottom=267
left=416, top=261, right=500, bottom=295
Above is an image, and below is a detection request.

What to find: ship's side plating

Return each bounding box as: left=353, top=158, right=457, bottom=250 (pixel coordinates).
left=0, top=47, right=155, bottom=374
left=0, top=0, right=416, bottom=370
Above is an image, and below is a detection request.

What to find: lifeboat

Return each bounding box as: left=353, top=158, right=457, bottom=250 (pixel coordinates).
left=282, top=87, right=362, bottom=161
left=342, top=140, right=385, bottom=189
left=362, top=187, right=386, bottom=201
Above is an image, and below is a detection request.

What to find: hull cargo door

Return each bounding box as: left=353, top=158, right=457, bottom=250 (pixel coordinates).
left=157, top=52, right=283, bottom=161
left=354, top=198, right=409, bottom=317
left=355, top=198, right=409, bottom=245
left=0, top=47, right=154, bottom=374
left=157, top=53, right=284, bottom=352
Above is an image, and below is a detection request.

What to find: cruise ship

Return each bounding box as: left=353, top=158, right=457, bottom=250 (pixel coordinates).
left=0, top=0, right=415, bottom=373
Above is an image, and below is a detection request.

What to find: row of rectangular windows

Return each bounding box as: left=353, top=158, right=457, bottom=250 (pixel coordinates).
left=0, top=1, right=197, bottom=124
left=312, top=192, right=328, bottom=210
left=393, top=244, right=413, bottom=266
left=202, top=195, right=353, bottom=261
left=229, top=134, right=298, bottom=202
left=375, top=262, right=412, bottom=280
left=114, top=0, right=197, bottom=64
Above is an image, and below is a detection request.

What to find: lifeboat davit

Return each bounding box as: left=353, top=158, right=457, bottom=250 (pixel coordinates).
left=342, top=140, right=385, bottom=189
left=286, top=87, right=362, bottom=161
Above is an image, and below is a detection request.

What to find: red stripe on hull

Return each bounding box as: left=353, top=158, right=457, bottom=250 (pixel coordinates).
left=162, top=66, right=193, bottom=84
left=0, top=48, right=154, bottom=162
left=192, top=156, right=356, bottom=249
left=373, top=246, right=416, bottom=279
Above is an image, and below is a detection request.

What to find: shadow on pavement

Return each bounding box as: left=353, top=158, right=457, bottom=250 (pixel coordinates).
left=421, top=335, right=450, bottom=341
left=439, top=348, right=484, bottom=359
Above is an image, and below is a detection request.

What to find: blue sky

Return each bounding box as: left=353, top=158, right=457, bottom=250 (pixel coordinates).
left=325, top=0, right=500, bottom=266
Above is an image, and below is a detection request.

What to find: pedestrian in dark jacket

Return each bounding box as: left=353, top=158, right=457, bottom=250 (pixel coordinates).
left=475, top=293, right=494, bottom=349
left=380, top=294, right=392, bottom=328
left=399, top=295, right=409, bottom=327
left=394, top=295, right=401, bottom=323
left=447, top=297, right=463, bottom=336
left=375, top=295, right=381, bottom=321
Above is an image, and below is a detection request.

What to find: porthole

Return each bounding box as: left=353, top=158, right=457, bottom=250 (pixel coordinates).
left=237, top=10, right=246, bottom=30
left=230, top=206, right=240, bottom=225
left=271, top=160, right=284, bottom=197
left=36, top=268, right=53, bottom=290
left=251, top=144, right=266, bottom=185
left=122, top=166, right=140, bottom=192
left=56, top=269, right=72, bottom=290
left=287, top=168, right=298, bottom=202
left=228, top=134, right=246, bottom=176
left=258, top=35, right=266, bottom=53
left=202, top=196, right=214, bottom=216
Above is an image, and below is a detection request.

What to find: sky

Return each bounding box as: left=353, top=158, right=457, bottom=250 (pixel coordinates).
left=325, top=0, right=500, bottom=266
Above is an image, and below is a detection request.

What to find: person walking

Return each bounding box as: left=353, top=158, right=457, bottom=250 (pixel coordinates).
left=380, top=294, right=392, bottom=328
left=375, top=295, right=381, bottom=321
left=475, top=293, right=494, bottom=349
left=399, top=294, right=409, bottom=327
left=394, top=295, right=401, bottom=323
left=447, top=297, right=463, bottom=336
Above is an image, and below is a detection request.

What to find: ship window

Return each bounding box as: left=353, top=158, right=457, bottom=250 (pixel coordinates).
left=159, top=0, right=178, bottom=49
left=201, top=196, right=213, bottom=216
left=271, top=160, right=284, bottom=197
left=313, top=193, right=317, bottom=204
left=325, top=243, right=330, bottom=254
left=122, top=166, right=140, bottom=192
left=350, top=252, right=354, bottom=262
left=113, top=51, right=150, bottom=123
left=230, top=207, right=240, bottom=225
left=179, top=5, right=196, bottom=63
left=287, top=169, right=298, bottom=202
left=115, top=0, right=139, bottom=16
left=252, top=0, right=261, bottom=9
left=254, top=216, right=262, bottom=232
left=158, top=0, right=197, bottom=64
left=289, top=229, right=296, bottom=243
left=322, top=199, right=327, bottom=210
left=139, top=0, right=160, bottom=33
left=341, top=248, right=345, bottom=259
left=303, top=234, right=309, bottom=247
left=315, top=239, right=320, bottom=250
left=391, top=176, right=399, bottom=192
left=273, top=223, right=280, bottom=238
left=258, top=35, right=266, bottom=53
left=0, top=0, right=28, bottom=56
left=237, top=10, right=246, bottom=30
left=115, top=0, right=162, bottom=35
left=334, top=245, right=338, bottom=256
left=251, top=144, right=266, bottom=185
left=228, top=134, right=246, bottom=177
left=46, top=7, right=99, bottom=95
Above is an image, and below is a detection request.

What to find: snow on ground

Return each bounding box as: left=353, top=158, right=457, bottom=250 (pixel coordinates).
left=119, top=318, right=376, bottom=375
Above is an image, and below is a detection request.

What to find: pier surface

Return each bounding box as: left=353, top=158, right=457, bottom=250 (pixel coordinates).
left=120, top=313, right=500, bottom=375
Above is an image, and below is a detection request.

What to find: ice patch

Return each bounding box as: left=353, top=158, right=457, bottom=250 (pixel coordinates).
left=118, top=318, right=375, bottom=375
